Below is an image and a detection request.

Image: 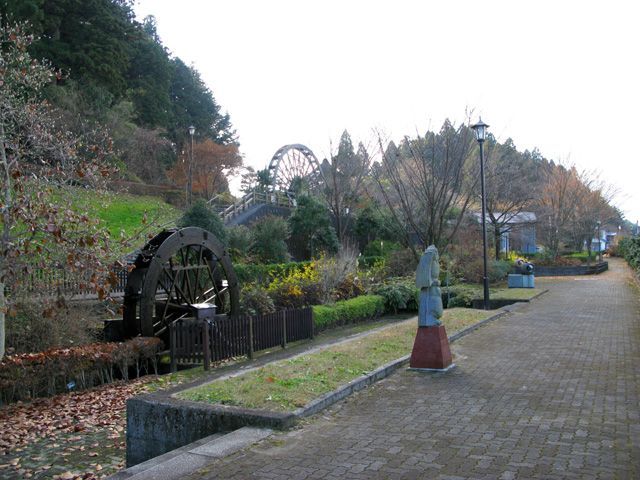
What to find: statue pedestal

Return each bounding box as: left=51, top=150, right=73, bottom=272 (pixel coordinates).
left=409, top=325, right=454, bottom=371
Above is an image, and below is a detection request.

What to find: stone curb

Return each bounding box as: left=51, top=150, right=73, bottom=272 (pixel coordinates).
left=109, top=427, right=272, bottom=480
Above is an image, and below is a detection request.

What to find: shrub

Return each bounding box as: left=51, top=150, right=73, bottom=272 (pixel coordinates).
left=358, top=257, right=389, bottom=291
left=619, top=237, right=640, bottom=271
left=250, top=216, right=290, bottom=263
left=443, top=285, right=481, bottom=308
left=233, top=261, right=312, bottom=286
left=227, top=225, right=252, bottom=262
left=358, top=255, right=384, bottom=268
left=267, top=262, right=324, bottom=309
left=363, top=240, right=402, bottom=258
left=240, top=285, right=276, bottom=316
left=316, top=249, right=359, bottom=303
left=449, top=257, right=514, bottom=284
left=490, top=260, right=512, bottom=282
left=334, top=273, right=365, bottom=301
left=178, top=199, right=227, bottom=243
left=313, top=295, right=385, bottom=331
left=373, top=280, right=418, bottom=313
left=385, top=248, right=419, bottom=277
left=6, top=301, right=105, bottom=354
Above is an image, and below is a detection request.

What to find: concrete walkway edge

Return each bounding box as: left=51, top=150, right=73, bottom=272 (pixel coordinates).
left=108, top=427, right=273, bottom=480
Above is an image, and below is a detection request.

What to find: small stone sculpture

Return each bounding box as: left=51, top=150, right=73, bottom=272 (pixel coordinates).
left=416, top=245, right=443, bottom=327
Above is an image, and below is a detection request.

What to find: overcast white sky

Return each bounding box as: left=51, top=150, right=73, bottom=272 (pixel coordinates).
left=134, top=0, right=640, bottom=223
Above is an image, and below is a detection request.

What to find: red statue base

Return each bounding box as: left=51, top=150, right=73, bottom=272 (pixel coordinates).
left=409, top=325, right=454, bottom=371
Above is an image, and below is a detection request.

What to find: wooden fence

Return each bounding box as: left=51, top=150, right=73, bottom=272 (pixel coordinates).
left=170, top=308, right=314, bottom=371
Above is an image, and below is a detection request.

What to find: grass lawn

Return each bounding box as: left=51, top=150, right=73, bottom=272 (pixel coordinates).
left=564, top=251, right=598, bottom=263
left=443, top=284, right=544, bottom=305
left=490, top=287, right=545, bottom=300
left=177, top=308, right=493, bottom=412
left=53, top=187, right=180, bottom=239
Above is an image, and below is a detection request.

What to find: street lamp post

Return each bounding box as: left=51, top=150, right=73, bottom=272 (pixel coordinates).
left=471, top=118, right=490, bottom=310
left=187, top=125, right=195, bottom=206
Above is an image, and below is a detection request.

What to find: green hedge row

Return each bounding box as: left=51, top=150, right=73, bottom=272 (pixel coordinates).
left=313, top=295, right=385, bottom=331
left=234, top=261, right=313, bottom=286
left=619, top=237, right=640, bottom=271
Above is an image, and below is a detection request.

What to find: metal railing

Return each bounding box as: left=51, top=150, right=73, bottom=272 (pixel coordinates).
left=221, top=190, right=296, bottom=223
left=19, top=266, right=129, bottom=297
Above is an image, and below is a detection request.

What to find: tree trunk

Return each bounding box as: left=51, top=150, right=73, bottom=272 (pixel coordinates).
left=494, top=227, right=501, bottom=261
left=0, top=282, right=5, bottom=360
left=1, top=117, right=10, bottom=361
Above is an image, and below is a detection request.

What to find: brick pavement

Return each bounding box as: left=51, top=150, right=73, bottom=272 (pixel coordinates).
left=187, top=259, right=640, bottom=480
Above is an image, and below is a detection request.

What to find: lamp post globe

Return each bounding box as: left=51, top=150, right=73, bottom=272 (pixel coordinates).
left=471, top=117, right=491, bottom=310
left=471, top=118, right=489, bottom=142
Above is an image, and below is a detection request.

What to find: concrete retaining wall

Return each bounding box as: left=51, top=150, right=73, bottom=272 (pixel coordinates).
left=535, top=261, right=608, bottom=277
left=471, top=298, right=524, bottom=310
left=126, top=395, right=295, bottom=467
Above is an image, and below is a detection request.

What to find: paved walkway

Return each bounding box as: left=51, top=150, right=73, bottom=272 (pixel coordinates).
left=185, top=259, right=640, bottom=480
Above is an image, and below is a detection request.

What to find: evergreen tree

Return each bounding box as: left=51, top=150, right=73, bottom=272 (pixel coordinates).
left=289, top=195, right=339, bottom=259
left=250, top=216, right=289, bottom=263
left=4, top=0, right=138, bottom=100
left=127, top=15, right=172, bottom=128
left=177, top=200, right=227, bottom=243
left=354, top=202, right=399, bottom=250
left=168, top=58, right=236, bottom=147
left=1, top=0, right=238, bottom=151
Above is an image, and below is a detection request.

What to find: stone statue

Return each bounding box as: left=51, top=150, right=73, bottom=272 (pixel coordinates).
left=416, top=245, right=443, bottom=327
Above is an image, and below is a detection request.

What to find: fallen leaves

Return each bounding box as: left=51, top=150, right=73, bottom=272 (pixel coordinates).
left=0, top=376, right=153, bottom=479
left=0, top=377, right=149, bottom=453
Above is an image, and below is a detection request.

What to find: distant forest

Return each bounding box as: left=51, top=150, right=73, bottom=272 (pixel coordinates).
left=0, top=0, right=238, bottom=189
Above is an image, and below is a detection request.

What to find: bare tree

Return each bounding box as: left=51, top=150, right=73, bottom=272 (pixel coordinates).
left=373, top=119, right=477, bottom=257
left=323, top=131, right=371, bottom=245
left=567, top=171, right=619, bottom=259
left=536, top=163, right=581, bottom=258
left=483, top=137, right=538, bottom=259
left=535, top=163, right=619, bottom=259
left=0, top=24, right=115, bottom=359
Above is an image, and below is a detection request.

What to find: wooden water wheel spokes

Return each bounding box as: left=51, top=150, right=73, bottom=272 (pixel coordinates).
left=123, top=227, right=239, bottom=340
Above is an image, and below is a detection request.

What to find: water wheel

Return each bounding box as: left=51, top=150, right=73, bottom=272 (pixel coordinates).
left=268, top=144, right=325, bottom=192
left=122, top=227, right=239, bottom=341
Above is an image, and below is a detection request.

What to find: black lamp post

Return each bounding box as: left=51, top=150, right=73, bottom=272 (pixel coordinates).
left=187, top=125, right=195, bottom=206
left=471, top=118, right=490, bottom=310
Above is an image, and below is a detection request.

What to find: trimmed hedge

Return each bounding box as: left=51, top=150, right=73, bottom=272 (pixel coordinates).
left=313, top=295, right=385, bottom=331
left=234, top=261, right=313, bottom=286
left=619, top=237, right=640, bottom=272
left=0, top=337, right=162, bottom=404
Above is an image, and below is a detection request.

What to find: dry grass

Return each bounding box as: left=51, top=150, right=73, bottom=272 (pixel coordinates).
left=178, top=308, right=493, bottom=412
